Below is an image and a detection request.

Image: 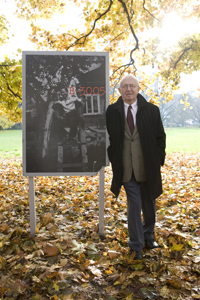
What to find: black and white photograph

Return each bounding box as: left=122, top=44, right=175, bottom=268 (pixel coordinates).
left=22, top=51, right=109, bottom=175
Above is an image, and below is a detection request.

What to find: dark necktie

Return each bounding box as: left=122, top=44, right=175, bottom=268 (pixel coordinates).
left=127, top=105, right=134, bottom=134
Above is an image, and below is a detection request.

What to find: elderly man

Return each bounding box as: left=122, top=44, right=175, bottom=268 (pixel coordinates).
left=106, top=74, right=166, bottom=260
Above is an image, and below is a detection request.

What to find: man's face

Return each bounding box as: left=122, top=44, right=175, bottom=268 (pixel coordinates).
left=118, top=77, right=140, bottom=104
left=59, top=88, right=68, bottom=100
left=63, top=75, right=69, bottom=85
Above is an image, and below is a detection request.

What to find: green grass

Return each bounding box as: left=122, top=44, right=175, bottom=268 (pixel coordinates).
left=0, top=130, right=22, bottom=159
left=0, top=128, right=199, bottom=160
left=165, top=127, right=200, bottom=153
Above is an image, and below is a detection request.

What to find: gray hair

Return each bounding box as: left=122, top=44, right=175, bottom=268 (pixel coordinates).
left=119, top=74, right=139, bottom=88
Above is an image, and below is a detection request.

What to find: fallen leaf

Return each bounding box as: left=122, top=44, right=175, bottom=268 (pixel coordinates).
left=170, top=244, right=184, bottom=251
left=159, top=285, right=171, bottom=298
left=8, top=279, right=28, bottom=294
left=41, top=213, right=52, bottom=226
left=0, top=224, right=9, bottom=232
left=87, top=265, right=102, bottom=277
left=43, top=243, right=59, bottom=257
left=108, top=251, right=121, bottom=259
left=167, top=278, right=182, bottom=289
left=129, top=271, right=146, bottom=278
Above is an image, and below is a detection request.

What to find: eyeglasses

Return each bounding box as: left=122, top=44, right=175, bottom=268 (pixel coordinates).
left=121, top=84, right=139, bottom=89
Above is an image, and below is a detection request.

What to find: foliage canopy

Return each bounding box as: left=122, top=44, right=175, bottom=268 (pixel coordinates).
left=0, top=0, right=200, bottom=122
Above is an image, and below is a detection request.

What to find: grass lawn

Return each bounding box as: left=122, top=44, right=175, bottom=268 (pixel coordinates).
left=165, top=127, right=200, bottom=153
left=0, top=130, right=22, bottom=159
left=0, top=128, right=199, bottom=160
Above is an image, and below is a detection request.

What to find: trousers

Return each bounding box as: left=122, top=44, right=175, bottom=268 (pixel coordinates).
left=123, top=175, right=156, bottom=251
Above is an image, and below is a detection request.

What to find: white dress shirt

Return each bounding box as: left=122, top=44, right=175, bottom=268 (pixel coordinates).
left=124, top=99, right=138, bottom=125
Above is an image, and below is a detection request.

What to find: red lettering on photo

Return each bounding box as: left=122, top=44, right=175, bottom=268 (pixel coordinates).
left=80, top=87, right=85, bottom=96
left=69, top=87, right=75, bottom=95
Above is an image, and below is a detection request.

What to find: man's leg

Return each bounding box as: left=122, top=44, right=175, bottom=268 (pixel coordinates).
left=123, top=176, right=144, bottom=251
left=141, top=184, right=156, bottom=240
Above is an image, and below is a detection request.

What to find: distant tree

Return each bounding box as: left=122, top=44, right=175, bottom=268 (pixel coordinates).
left=187, top=92, right=200, bottom=126
left=0, top=15, right=21, bottom=124
left=157, top=92, right=200, bottom=127
left=0, top=56, right=22, bottom=123
left=191, top=100, right=200, bottom=126
left=0, top=115, right=14, bottom=129
left=159, top=97, right=178, bottom=127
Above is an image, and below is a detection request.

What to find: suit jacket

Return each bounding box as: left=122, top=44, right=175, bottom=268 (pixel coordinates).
left=106, top=94, right=166, bottom=199
left=122, top=120, right=146, bottom=183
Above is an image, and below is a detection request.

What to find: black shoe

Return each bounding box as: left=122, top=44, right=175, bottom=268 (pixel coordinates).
left=129, top=249, right=142, bottom=260
left=145, top=239, right=160, bottom=249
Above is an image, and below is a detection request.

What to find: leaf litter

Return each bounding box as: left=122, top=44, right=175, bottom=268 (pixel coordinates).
left=0, top=153, right=199, bottom=299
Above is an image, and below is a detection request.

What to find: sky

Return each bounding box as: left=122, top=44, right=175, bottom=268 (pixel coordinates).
left=0, top=0, right=85, bottom=59
left=1, top=0, right=33, bottom=58
left=1, top=0, right=200, bottom=94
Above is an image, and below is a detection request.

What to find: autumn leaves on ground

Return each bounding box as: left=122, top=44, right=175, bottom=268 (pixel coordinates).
left=0, top=153, right=200, bottom=300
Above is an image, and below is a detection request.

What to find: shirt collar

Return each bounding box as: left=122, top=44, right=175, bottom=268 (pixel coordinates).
left=124, top=99, right=138, bottom=110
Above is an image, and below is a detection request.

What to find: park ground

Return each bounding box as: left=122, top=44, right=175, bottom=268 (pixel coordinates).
left=0, top=128, right=200, bottom=158
left=0, top=128, right=200, bottom=299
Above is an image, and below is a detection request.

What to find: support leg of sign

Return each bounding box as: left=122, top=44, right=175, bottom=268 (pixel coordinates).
left=99, top=167, right=105, bottom=238
left=28, top=176, right=36, bottom=237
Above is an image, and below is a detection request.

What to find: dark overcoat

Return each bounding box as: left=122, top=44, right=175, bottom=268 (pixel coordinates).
left=106, top=93, right=166, bottom=199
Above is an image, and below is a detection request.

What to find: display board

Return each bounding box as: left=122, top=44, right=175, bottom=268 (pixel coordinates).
left=22, top=51, right=109, bottom=176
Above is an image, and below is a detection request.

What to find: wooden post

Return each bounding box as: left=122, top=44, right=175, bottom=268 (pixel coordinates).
left=29, top=176, right=36, bottom=237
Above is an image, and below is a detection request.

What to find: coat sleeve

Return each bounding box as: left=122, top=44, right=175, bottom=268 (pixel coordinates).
left=156, top=107, right=166, bottom=166
left=106, top=105, right=114, bottom=163
left=105, top=101, right=124, bottom=198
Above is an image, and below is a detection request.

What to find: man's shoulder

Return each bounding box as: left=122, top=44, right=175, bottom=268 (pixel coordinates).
left=106, top=96, right=123, bottom=111
left=138, top=94, right=159, bottom=111
left=146, top=101, right=160, bottom=113
left=146, top=101, right=159, bottom=109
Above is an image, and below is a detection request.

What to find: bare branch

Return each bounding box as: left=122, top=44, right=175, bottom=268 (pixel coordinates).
left=66, top=0, right=114, bottom=50
left=118, top=0, right=139, bottom=63
left=112, top=61, right=137, bottom=76
left=174, top=47, right=192, bottom=69
left=110, top=0, right=139, bottom=79
left=142, top=0, right=161, bottom=23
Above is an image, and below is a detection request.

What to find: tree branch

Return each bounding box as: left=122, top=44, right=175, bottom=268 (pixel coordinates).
left=66, top=0, right=114, bottom=50
left=173, top=47, right=192, bottom=69
left=172, top=39, right=197, bottom=69
left=142, top=0, right=161, bottom=23
left=118, top=0, right=139, bottom=63
left=110, top=0, right=139, bottom=78
left=110, top=32, right=124, bottom=43
left=6, top=82, right=22, bottom=100
left=0, top=72, right=21, bottom=100
left=112, top=61, right=137, bottom=77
